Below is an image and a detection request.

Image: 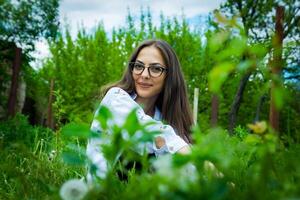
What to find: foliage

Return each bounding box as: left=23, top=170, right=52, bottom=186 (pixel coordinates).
left=0, top=0, right=60, bottom=122
left=58, top=105, right=300, bottom=200
left=0, top=114, right=85, bottom=199
left=0, top=0, right=60, bottom=50
left=0, top=113, right=52, bottom=149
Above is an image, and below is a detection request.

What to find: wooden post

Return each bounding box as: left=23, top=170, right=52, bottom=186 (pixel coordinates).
left=269, top=6, right=284, bottom=132
left=211, top=93, right=218, bottom=127
left=193, top=88, right=199, bottom=124
left=46, top=79, right=55, bottom=129
left=7, top=46, right=22, bottom=117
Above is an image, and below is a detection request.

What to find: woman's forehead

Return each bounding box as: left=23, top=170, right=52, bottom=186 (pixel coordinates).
left=137, top=46, right=166, bottom=66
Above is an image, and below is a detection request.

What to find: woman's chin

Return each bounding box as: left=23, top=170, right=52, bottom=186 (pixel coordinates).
left=136, top=89, right=156, bottom=99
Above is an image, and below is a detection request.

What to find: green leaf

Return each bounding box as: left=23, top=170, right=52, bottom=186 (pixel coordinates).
left=61, top=151, right=85, bottom=166
left=208, top=62, right=235, bottom=93
left=123, top=108, right=140, bottom=136
left=173, top=153, right=191, bottom=167
left=95, top=106, right=113, bottom=130
left=137, top=131, right=157, bottom=142
left=209, top=31, right=230, bottom=53
left=245, top=134, right=262, bottom=145
left=61, top=123, right=91, bottom=138
left=237, top=60, right=253, bottom=72
left=97, top=105, right=113, bottom=119
left=249, top=43, right=267, bottom=58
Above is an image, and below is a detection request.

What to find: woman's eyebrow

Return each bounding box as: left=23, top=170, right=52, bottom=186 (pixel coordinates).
left=136, top=60, right=144, bottom=64
left=136, top=60, right=162, bottom=65
left=136, top=59, right=163, bottom=66
left=149, top=62, right=164, bottom=66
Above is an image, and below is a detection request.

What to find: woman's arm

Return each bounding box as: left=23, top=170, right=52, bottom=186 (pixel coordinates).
left=177, top=145, right=191, bottom=154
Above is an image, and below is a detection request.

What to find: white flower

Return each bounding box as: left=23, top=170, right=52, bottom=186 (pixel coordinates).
left=60, top=179, right=88, bottom=200
left=48, top=150, right=56, bottom=160
left=204, top=160, right=224, bottom=178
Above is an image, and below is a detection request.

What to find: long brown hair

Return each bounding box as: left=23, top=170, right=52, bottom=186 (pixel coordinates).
left=103, top=39, right=193, bottom=143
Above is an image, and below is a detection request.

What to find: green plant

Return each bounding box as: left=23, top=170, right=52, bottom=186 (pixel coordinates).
left=0, top=113, right=53, bottom=149
left=233, top=125, right=250, bottom=140
left=0, top=114, right=85, bottom=199
left=60, top=106, right=300, bottom=200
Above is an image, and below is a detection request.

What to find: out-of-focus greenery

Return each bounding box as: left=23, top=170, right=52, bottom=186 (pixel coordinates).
left=0, top=114, right=85, bottom=199
left=0, top=0, right=60, bottom=50
left=1, top=111, right=299, bottom=199
left=57, top=105, right=300, bottom=200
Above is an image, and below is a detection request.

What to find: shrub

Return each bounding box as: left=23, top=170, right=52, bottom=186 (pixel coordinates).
left=0, top=113, right=53, bottom=150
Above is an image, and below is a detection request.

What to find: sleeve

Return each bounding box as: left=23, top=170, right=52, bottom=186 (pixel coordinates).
left=86, top=111, right=108, bottom=179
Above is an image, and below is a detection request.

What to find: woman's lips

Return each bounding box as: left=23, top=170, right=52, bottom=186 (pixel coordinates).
left=137, top=82, right=152, bottom=88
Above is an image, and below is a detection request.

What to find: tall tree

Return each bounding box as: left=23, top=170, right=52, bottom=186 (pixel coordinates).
left=0, top=0, right=59, bottom=50
left=219, top=0, right=300, bottom=132
left=0, top=0, right=60, bottom=118
left=269, top=6, right=284, bottom=132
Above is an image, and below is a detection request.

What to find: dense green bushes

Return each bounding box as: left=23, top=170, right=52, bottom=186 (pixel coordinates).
left=0, top=113, right=53, bottom=149
left=0, top=114, right=85, bottom=199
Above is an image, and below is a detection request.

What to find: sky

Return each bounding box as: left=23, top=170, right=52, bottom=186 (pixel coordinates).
left=31, top=0, right=225, bottom=68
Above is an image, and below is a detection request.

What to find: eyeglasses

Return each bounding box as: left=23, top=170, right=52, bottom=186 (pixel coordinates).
left=129, top=62, right=167, bottom=78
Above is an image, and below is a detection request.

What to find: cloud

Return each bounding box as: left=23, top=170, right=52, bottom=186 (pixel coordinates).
left=31, top=0, right=225, bottom=68
left=59, top=0, right=225, bottom=34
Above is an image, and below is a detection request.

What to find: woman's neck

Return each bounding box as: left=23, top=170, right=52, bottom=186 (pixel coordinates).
left=136, top=96, right=157, bottom=117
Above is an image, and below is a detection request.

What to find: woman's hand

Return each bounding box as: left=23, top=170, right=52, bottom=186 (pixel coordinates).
left=155, top=136, right=191, bottom=154
left=155, top=136, right=166, bottom=149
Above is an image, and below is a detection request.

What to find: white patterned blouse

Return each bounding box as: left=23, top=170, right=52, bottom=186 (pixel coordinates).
left=86, top=87, right=188, bottom=178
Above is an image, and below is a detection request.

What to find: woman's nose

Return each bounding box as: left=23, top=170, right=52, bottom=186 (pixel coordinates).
left=141, top=67, right=150, bottom=78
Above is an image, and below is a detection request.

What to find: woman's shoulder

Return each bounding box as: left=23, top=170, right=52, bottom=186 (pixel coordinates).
left=101, top=86, right=134, bottom=107
left=105, top=87, right=130, bottom=97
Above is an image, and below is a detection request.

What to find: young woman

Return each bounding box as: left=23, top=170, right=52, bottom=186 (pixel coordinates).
left=87, top=39, right=193, bottom=178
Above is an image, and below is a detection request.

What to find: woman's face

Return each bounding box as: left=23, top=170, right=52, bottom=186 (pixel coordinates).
left=132, top=46, right=167, bottom=100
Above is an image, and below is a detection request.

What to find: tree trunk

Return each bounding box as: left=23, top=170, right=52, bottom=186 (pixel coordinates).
left=7, top=46, right=22, bottom=117
left=269, top=6, right=284, bottom=132
left=211, top=93, right=219, bottom=127
left=228, top=71, right=251, bottom=133
left=254, top=94, right=267, bottom=122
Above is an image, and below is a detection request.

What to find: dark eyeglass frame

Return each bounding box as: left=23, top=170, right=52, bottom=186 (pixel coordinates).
left=129, top=62, right=168, bottom=78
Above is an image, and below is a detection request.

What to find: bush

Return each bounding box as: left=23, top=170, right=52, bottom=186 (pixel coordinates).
left=0, top=113, right=53, bottom=149
left=0, top=114, right=85, bottom=199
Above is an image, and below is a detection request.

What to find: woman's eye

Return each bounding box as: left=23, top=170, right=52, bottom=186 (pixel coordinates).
left=134, top=64, right=144, bottom=70
left=150, top=66, right=163, bottom=73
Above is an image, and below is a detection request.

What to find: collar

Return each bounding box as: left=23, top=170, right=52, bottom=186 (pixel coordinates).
left=130, top=92, right=162, bottom=121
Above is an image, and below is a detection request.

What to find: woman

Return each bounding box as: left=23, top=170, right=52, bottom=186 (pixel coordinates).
left=87, top=39, right=193, bottom=178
